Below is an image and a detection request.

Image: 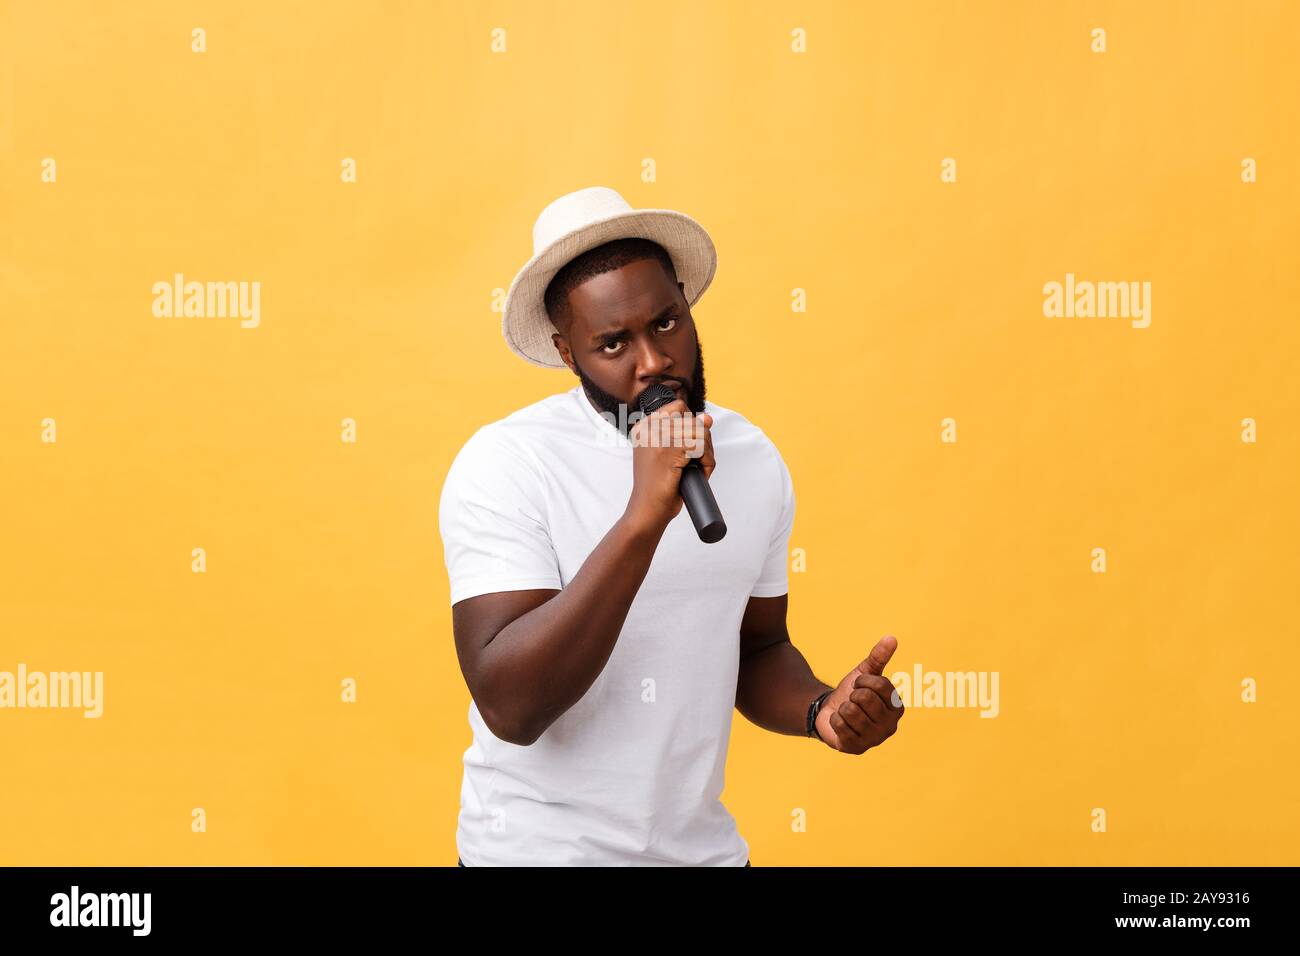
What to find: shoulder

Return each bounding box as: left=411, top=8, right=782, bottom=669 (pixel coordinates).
left=705, top=400, right=794, bottom=526
left=446, top=390, right=575, bottom=470
left=704, top=399, right=787, bottom=470
left=440, top=390, right=583, bottom=514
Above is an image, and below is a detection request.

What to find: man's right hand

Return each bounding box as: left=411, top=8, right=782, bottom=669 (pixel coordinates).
left=623, top=398, right=714, bottom=532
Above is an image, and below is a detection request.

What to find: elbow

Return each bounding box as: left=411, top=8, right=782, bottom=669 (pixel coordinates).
left=479, top=701, right=542, bottom=747
left=509, top=727, right=543, bottom=747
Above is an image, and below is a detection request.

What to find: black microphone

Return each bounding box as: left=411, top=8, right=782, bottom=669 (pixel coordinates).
left=635, top=383, right=727, bottom=544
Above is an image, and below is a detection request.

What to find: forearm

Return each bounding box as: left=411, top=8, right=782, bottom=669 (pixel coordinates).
left=735, top=639, right=833, bottom=737
left=479, top=511, right=666, bottom=744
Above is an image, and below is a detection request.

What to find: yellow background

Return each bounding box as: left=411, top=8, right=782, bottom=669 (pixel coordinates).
left=1, top=0, right=1296, bottom=865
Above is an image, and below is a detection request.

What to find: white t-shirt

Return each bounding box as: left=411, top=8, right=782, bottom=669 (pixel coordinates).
left=438, top=383, right=795, bottom=866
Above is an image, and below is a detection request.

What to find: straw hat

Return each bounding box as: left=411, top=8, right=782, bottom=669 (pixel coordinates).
left=501, top=186, right=718, bottom=368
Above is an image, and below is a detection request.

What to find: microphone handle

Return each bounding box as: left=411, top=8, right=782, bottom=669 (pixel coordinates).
left=679, top=459, right=727, bottom=544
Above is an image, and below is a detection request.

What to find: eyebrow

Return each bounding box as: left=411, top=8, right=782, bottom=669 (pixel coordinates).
left=589, top=304, right=680, bottom=346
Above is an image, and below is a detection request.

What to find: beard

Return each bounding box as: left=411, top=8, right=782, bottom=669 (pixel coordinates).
left=572, top=337, right=708, bottom=436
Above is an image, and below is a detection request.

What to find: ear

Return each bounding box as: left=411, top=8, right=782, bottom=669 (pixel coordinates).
left=552, top=332, right=576, bottom=374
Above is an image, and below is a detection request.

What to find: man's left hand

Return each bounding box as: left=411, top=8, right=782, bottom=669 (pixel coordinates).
left=814, top=635, right=905, bottom=754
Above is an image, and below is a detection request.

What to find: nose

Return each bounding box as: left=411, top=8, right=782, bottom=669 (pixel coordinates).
left=634, top=337, right=674, bottom=381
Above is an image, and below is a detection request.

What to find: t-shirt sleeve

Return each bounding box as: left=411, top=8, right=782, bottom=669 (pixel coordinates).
left=438, top=427, right=563, bottom=606
left=749, top=445, right=795, bottom=598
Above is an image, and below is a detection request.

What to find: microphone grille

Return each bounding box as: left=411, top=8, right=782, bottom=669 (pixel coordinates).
left=636, top=383, right=678, bottom=416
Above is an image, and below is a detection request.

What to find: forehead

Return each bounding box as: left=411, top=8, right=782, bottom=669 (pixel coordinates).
left=564, top=258, right=680, bottom=335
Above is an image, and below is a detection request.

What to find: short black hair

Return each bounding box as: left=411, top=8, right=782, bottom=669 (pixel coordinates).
left=543, top=237, right=679, bottom=334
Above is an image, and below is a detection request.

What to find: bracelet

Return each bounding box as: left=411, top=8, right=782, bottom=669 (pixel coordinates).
left=805, top=690, right=832, bottom=740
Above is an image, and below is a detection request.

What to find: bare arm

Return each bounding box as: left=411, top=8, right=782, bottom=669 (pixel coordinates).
left=452, top=512, right=666, bottom=746
left=735, top=593, right=833, bottom=736
left=737, top=594, right=906, bottom=753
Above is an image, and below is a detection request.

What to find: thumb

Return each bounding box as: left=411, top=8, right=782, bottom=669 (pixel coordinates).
left=857, top=635, right=898, bottom=677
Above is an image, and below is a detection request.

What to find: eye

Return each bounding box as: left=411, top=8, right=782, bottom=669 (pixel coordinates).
left=656, top=316, right=678, bottom=333
left=600, top=339, right=625, bottom=355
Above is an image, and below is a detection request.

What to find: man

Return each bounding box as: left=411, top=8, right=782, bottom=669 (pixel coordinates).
left=439, top=186, right=904, bottom=867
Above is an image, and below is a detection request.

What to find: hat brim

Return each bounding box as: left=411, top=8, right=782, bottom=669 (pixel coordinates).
left=502, top=208, right=717, bottom=369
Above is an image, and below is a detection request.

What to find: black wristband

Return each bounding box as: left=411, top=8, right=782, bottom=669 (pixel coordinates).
left=805, top=690, right=832, bottom=740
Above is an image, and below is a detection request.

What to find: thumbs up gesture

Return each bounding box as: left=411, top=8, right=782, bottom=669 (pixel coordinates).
left=814, top=636, right=905, bottom=754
